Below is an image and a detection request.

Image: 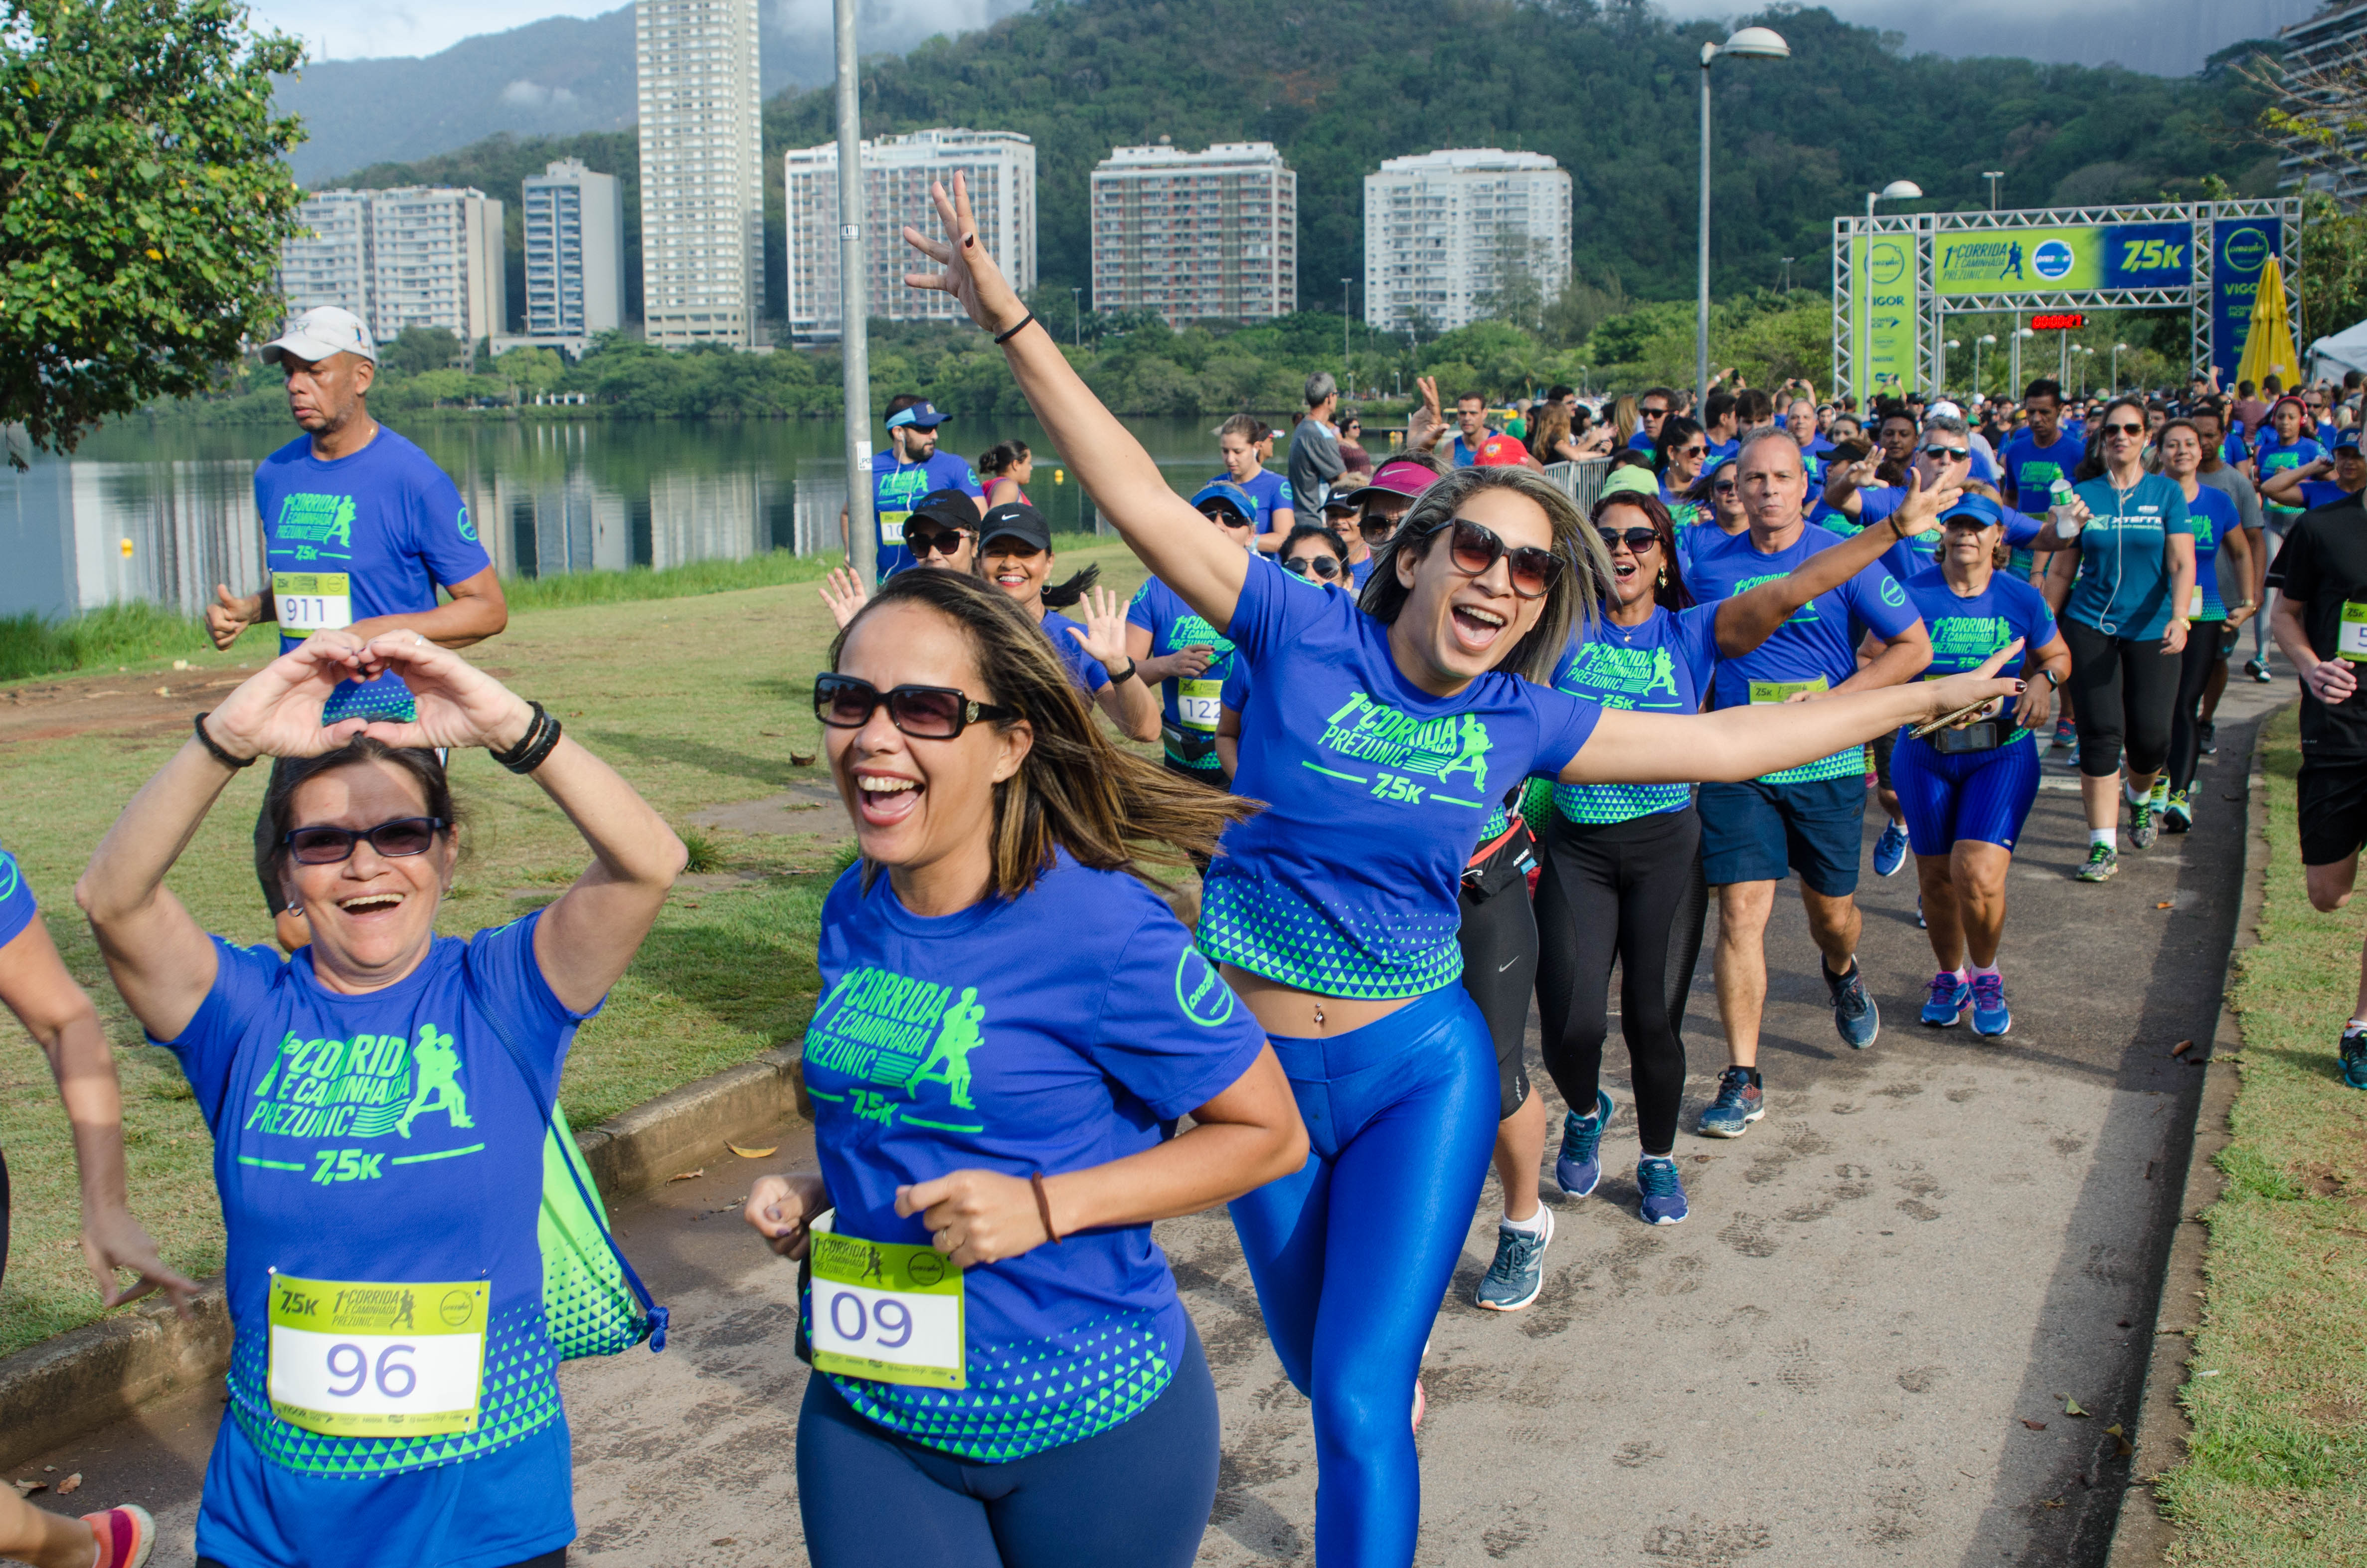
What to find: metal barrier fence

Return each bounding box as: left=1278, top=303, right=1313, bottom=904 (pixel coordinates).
left=1541, top=457, right=1612, bottom=516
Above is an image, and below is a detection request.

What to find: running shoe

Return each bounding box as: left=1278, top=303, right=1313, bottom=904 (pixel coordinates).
left=1873, top=818, right=1911, bottom=877
left=83, top=1506, right=156, bottom=1568
left=1970, top=971, right=2012, bottom=1037
left=2342, top=1022, right=2367, bottom=1091
left=2078, top=842, right=2120, bottom=882
left=2129, top=799, right=2159, bottom=851
left=1637, top=1155, right=1689, bottom=1225
left=1475, top=1208, right=1554, bottom=1311
left=1697, top=1066, right=1764, bottom=1138
left=2246, top=657, right=2273, bottom=684
left=2199, top=720, right=2218, bottom=756
left=1827, top=960, right=1880, bottom=1049
left=2165, top=788, right=2194, bottom=834
left=1554, top=1089, right=1614, bottom=1198
left=1920, top=970, right=1971, bottom=1027
left=2053, top=717, right=2077, bottom=750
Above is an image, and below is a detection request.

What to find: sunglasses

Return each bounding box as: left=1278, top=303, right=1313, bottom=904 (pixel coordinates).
left=1359, top=510, right=1406, bottom=540
left=1712, top=479, right=1737, bottom=495
left=902, top=527, right=970, bottom=558
left=284, top=816, right=445, bottom=867
left=1598, top=526, right=1661, bottom=551
left=2103, top=422, right=2146, bottom=437
left=1442, top=518, right=1562, bottom=598
left=1197, top=505, right=1249, bottom=527
left=1676, top=444, right=1706, bottom=459
left=1920, top=444, right=1970, bottom=462
left=1283, top=554, right=1344, bottom=580
left=814, top=674, right=1017, bottom=739
left=1641, top=406, right=1668, bottom=418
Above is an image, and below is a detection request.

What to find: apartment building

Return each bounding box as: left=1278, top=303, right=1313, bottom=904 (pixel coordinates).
left=1090, top=140, right=1296, bottom=326
left=278, top=186, right=506, bottom=349
left=1363, top=149, right=1572, bottom=333
left=522, top=159, right=627, bottom=343
left=636, top=0, right=766, bottom=348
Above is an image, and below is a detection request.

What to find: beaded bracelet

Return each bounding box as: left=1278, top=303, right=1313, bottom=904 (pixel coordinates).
left=192, top=712, right=256, bottom=770
left=490, top=701, right=564, bottom=775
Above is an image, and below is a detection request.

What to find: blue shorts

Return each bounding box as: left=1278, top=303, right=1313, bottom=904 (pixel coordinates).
left=1697, top=772, right=1867, bottom=895
left=1890, top=729, right=2041, bottom=855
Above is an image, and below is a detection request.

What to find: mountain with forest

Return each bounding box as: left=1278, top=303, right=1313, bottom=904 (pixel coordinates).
left=321, top=0, right=2278, bottom=333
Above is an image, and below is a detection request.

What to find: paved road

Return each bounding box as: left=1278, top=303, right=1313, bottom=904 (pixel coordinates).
left=12, top=667, right=2286, bottom=1567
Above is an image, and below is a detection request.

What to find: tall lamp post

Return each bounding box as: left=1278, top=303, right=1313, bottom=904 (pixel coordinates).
left=1070, top=287, right=1082, bottom=346
left=1982, top=170, right=2004, bottom=211
left=1342, top=278, right=1353, bottom=395
left=2112, top=341, right=2129, bottom=392
left=1944, top=339, right=1960, bottom=396
left=1698, top=25, right=1791, bottom=407
left=2012, top=325, right=2033, bottom=399
left=1866, top=178, right=1923, bottom=219
left=833, top=0, right=873, bottom=582
left=1976, top=333, right=1996, bottom=398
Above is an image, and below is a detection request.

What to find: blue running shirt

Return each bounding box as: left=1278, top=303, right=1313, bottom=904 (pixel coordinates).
left=1996, top=431, right=2084, bottom=519
left=1207, top=469, right=1292, bottom=536
left=2253, top=435, right=2326, bottom=508
left=2062, top=474, right=2195, bottom=641
left=1127, top=576, right=1237, bottom=773
left=2297, top=479, right=2362, bottom=511
left=805, top=853, right=1267, bottom=1461
left=868, top=451, right=983, bottom=578
left=1684, top=524, right=1924, bottom=784
left=154, top=913, right=592, bottom=1568
left=1548, top=604, right=1719, bottom=825
left=1200, top=557, right=1602, bottom=998
left=2184, top=484, right=2240, bottom=621
left=0, top=842, right=38, bottom=950
left=253, top=430, right=493, bottom=725
left=1901, top=565, right=2056, bottom=743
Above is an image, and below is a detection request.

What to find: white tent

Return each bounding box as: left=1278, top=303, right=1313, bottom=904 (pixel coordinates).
left=2308, top=318, right=2367, bottom=384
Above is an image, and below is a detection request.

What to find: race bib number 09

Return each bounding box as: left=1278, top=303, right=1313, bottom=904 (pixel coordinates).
left=1178, top=678, right=1223, bottom=730
left=807, top=1214, right=966, bottom=1389
left=267, top=1273, right=488, bottom=1438
left=273, top=572, right=352, bottom=632
left=2341, top=602, right=2367, bottom=663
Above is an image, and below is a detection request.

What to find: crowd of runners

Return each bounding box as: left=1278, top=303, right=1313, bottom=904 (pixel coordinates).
left=5, top=174, right=2367, bottom=1568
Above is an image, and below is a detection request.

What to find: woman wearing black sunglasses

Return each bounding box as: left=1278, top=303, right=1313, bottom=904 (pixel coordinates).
left=756, top=569, right=1302, bottom=1568
left=1280, top=523, right=1352, bottom=583
left=902, top=172, right=2022, bottom=1566
left=73, top=632, right=685, bottom=1568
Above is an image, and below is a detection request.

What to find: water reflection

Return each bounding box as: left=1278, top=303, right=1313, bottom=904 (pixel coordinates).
left=0, top=413, right=1275, bottom=622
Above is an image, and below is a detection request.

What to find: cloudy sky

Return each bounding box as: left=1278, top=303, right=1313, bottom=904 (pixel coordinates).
left=249, top=0, right=2311, bottom=75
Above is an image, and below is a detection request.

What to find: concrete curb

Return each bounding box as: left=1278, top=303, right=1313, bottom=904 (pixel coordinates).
left=2102, top=701, right=2285, bottom=1565
left=0, top=1043, right=809, bottom=1472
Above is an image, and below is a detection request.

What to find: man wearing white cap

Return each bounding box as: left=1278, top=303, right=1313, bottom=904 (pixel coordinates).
left=204, top=306, right=507, bottom=949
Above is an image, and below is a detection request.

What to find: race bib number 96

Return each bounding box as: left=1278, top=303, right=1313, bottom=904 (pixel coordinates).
left=267, top=1273, right=488, bottom=1438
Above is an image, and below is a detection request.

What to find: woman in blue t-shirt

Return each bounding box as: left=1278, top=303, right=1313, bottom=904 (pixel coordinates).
left=2047, top=396, right=2198, bottom=881
left=1653, top=415, right=1708, bottom=526
left=1891, top=497, right=2071, bottom=1038
left=2250, top=395, right=2327, bottom=525
left=2159, top=421, right=2255, bottom=832
left=76, top=632, right=687, bottom=1568
left=901, top=171, right=2020, bottom=1567
left=2257, top=430, right=2367, bottom=515
left=749, top=568, right=1302, bottom=1567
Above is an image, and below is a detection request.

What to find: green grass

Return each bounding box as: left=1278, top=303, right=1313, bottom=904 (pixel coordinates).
left=0, top=539, right=1153, bottom=1358
left=2155, top=705, right=2367, bottom=1563
left=0, top=601, right=211, bottom=683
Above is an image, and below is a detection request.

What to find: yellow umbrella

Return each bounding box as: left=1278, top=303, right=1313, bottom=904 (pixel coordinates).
left=2234, top=254, right=2301, bottom=391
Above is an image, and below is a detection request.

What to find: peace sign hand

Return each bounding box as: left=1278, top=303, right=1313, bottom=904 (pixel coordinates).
left=903, top=172, right=1029, bottom=340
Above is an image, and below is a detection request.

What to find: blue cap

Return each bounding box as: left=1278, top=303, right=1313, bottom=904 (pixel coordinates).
left=1938, top=493, right=2007, bottom=529
left=2336, top=428, right=2362, bottom=454
left=1189, top=480, right=1258, bottom=523
left=885, top=401, right=950, bottom=430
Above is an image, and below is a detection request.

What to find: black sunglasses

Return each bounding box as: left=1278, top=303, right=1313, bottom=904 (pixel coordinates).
left=1358, top=510, right=1406, bottom=540
left=1197, top=504, right=1251, bottom=527
left=1920, top=444, right=1970, bottom=461
left=1597, top=526, right=1661, bottom=552
left=284, top=816, right=446, bottom=867
left=902, top=527, right=970, bottom=558
left=814, top=674, right=1016, bottom=739
left=2102, top=422, right=2146, bottom=437
left=1711, top=479, right=1738, bottom=495
left=1283, top=554, right=1344, bottom=580
left=1442, top=518, right=1562, bottom=599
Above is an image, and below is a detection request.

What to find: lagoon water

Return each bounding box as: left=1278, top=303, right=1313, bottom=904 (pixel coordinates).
left=0, top=413, right=1245, bottom=622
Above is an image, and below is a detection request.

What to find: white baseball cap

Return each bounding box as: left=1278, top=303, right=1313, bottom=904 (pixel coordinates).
left=260, top=306, right=377, bottom=366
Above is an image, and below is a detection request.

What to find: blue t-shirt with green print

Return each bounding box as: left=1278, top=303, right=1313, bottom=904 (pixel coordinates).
left=1126, top=575, right=1238, bottom=772
left=1899, top=564, right=2056, bottom=743
left=1547, top=603, right=1719, bottom=825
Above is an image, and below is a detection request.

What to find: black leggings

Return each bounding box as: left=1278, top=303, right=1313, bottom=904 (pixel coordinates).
left=1457, top=833, right=1537, bottom=1122
left=2062, top=617, right=2181, bottom=780
left=1532, top=807, right=1707, bottom=1158
left=2167, top=622, right=2229, bottom=794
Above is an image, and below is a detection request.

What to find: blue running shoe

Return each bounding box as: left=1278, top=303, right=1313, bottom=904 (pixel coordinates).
left=1697, top=1066, right=1763, bottom=1138
left=2053, top=717, right=2076, bottom=750
left=1920, top=970, right=1970, bottom=1027
left=1827, top=961, right=1880, bottom=1049
left=1555, top=1090, right=1614, bottom=1197
left=1474, top=1208, right=1553, bottom=1311
left=1873, top=819, right=1910, bottom=877
left=2342, top=1023, right=2367, bottom=1091
left=1971, top=971, right=2011, bottom=1037
left=1637, top=1156, right=1689, bottom=1225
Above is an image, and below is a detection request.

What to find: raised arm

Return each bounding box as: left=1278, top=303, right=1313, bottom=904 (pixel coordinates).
left=902, top=174, right=1248, bottom=630
left=1713, top=474, right=1956, bottom=657
left=2259, top=458, right=2325, bottom=507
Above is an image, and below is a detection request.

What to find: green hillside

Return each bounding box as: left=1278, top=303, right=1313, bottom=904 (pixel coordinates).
left=325, top=0, right=2273, bottom=332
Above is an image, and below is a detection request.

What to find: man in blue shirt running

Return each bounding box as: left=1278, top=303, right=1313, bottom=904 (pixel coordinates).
left=841, top=395, right=985, bottom=579
left=203, top=306, right=507, bottom=954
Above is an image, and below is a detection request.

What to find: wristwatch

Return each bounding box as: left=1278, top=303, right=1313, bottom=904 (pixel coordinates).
left=1104, top=660, right=1138, bottom=685
left=2036, top=667, right=2062, bottom=690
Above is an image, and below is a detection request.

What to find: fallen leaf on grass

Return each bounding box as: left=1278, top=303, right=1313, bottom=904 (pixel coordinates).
left=55, top=1473, right=80, bottom=1495
left=2170, top=1039, right=2194, bottom=1057
left=791, top=752, right=817, bottom=767
left=2062, top=1395, right=2089, bottom=1417
left=2105, top=1424, right=2134, bottom=1458
left=727, top=1144, right=777, bottom=1159
left=2022, top=1419, right=2048, bottom=1430
left=2156, top=901, right=2173, bottom=910
left=668, top=1169, right=705, bottom=1182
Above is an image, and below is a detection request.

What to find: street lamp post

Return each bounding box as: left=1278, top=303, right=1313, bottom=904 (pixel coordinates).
left=1698, top=25, right=1791, bottom=408
left=1976, top=333, right=1996, bottom=398
left=2013, top=325, right=2033, bottom=395
left=1945, top=339, right=1960, bottom=396
left=1071, top=287, right=1081, bottom=346
left=2112, top=341, right=2129, bottom=392
left=832, top=0, right=873, bottom=582
left=1342, top=278, right=1353, bottom=394
left=1983, top=171, right=2004, bottom=211
left=1865, top=178, right=1923, bottom=220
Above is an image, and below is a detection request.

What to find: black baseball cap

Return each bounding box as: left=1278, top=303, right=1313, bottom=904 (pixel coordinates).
left=978, top=502, right=1052, bottom=553
left=905, top=489, right=979, bottom=538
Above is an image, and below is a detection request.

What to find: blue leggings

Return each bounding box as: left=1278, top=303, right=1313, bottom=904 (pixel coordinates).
left=1891, top=730, right=2041, bottom=856
left=1226, top=982, right=1500, bottom=1568
left=796, top=1323, right=1219, bottom=1568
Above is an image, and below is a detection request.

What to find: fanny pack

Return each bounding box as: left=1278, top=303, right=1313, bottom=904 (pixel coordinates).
left=1462, top=816, right=1536, bottom=903
left=1161, top=721, right=1219, bottom=764
left=1932, top=718, right=2003, bottom=754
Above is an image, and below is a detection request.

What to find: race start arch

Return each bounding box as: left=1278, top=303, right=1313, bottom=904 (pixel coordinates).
left=1832, top=199, right=2302, bottom=401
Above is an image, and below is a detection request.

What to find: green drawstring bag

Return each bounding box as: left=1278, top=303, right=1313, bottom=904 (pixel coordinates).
left=466, top=950, right=668, bottom=1360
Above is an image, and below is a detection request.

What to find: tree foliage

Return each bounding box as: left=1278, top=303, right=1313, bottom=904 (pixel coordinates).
left=0, top=0, right=304, bottom=459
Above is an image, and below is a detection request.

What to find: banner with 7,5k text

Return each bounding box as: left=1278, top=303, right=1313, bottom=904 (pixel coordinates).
left=1933, top=222, right=2194, bottom=298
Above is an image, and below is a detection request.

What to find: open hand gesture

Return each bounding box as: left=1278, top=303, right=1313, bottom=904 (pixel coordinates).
left=819, top=566, right=870, bottom=631
left=1887, top=467, right=1963, bottom=540
left=1918, top=640, right=2026, bottom=732
left=1067, top=585, right=1132, bottom=668
left=903, top=172, right=1028, bottom=339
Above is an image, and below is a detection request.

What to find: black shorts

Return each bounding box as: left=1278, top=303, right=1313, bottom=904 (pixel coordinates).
left=2297, top=758, right=2367, bottom=867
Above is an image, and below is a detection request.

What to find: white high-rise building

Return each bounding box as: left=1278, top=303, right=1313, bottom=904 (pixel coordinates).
left=1091, top=141, right=1295, bottom=326
left=523, top=159, right=626, bottom=343
left=784, top=129, right=1036, bottom=340
left=1363, top=150, right=1572, bottom=333
left=278, top=186, right=505, bottom=350
left=636, top=0, right=766, bottom=349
